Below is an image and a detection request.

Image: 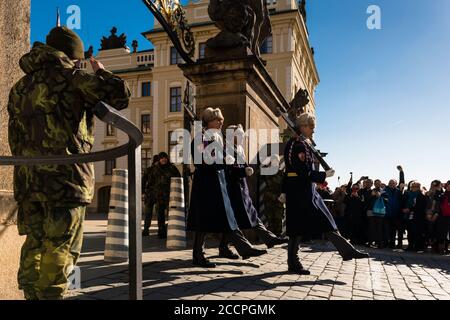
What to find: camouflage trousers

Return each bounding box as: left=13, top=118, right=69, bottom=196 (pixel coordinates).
left=17, top=200, right=86, bottom=300
left=264, top=203, right=284, bottom=236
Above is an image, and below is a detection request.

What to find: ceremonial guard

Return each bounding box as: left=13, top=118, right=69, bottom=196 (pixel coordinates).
left=282, top=113, right=369, bottom=275
left=218, top=125, right=287, bottom=259
left=187, top=108, right=267, bottom=268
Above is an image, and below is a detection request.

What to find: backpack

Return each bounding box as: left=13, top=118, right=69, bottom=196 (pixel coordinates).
left=373, top=197, right=386, bottom=216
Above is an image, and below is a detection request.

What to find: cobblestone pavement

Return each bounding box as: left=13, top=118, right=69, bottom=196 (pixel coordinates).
left=68, top=233, right=450, bottom=301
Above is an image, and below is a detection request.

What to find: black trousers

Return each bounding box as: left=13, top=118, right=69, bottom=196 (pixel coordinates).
left=385, top=216, right=404, bottom=246
left=143, top=201, right=166, bottom=232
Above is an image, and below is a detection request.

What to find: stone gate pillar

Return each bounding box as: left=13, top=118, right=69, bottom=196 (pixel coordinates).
left=0, top=0, right=30, bottom=300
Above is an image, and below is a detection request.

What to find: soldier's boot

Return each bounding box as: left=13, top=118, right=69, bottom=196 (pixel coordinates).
left=193, top=232, right=216, bottom=268
left=254, top=219, right=288, bottom=249
left=287, top=236, right=310, bottom=275
left=327, top=231, right=369, bottom=261
left=228, top=230, right=267, bottom=260
left=218, top=233, right=239, bottom=260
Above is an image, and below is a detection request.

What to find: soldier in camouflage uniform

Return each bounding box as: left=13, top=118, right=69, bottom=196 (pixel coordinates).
left=153, top=152, right=181, bottom=239
left=261, top=167, right=285, bottom=236
left=7, top=27, right=131, bottom=300
left=142, top=155, right=160, bottom=236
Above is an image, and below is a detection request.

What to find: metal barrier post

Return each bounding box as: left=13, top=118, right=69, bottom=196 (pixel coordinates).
left=128, top=144, right=143, bottom=300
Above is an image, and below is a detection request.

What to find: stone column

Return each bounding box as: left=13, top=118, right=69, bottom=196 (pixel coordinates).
left=0, top=0, right=30, bottom=300
left=0, top=0, right=30, bottom=191
left=180, top=53, right=284, bottom=164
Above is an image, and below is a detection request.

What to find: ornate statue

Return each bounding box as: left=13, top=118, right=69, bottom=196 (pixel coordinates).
left=132, top=40, right=139, bottom=53
left=299, top=0, right=307, bottom=22
left=207, top=0, right=272, bottom=57
left=100, top=27, right=127, bottom=50
left=287, top=88, right=310, bottom=124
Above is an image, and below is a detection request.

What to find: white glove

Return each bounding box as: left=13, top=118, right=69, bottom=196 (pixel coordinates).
left=326, top=169, right=335, bottom=178
left=245, top=167, right=254, bottom=177
left=278, top=193, right=287, bottom=204
left=225, top=154, right=236, bottom=165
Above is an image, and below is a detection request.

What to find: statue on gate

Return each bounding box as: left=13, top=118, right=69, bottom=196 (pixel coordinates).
left=207, top=0, right=272, bottom=57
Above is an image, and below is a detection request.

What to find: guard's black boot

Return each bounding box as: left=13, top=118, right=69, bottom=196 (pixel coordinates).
left=193, top=232, right=216, bottom=268
left=218, top=234, right=240, bottom=259
left=228, top=230, right=267, bottom=259
left=267, top=237, right=289, bottom=249
left=219, top=246, right=240, bottom=260
left=241, top=248, right=267, bottom=260
left=142, top=229, right=150, bottom=237
left=287, top=236, right=310, bottom=275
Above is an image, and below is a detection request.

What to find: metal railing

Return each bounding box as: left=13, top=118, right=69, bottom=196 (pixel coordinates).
left=0, top=101, right=144, bottom=300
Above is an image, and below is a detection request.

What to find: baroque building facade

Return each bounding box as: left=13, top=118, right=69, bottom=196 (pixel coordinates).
left=82, top=0, right=319, bottom=213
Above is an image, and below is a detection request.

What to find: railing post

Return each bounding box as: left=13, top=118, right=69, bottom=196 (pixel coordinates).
left=128, top=144, right=143, bottom=300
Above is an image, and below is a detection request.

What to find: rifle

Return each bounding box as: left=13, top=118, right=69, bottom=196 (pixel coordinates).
left=278, top=109, right=332, bottom=172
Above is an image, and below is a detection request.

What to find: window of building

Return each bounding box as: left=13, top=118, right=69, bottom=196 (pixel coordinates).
left=141, top=114, right=151, bottom=134
left=105, top=159, right=116, bottom=176
left=199, top=43, right=207, bottom=59
left=141, top=82, right=151, bottom=97
left=168, top=131, right=183, bottom=162
left=170, top=47, right=183, bottom=65
left=141, top=148, right=152, bottom=171
left=106, top=124, right=116, bottom=137
left=170, top=87, right=182, bottom=113
left=260, top=35, right=273, bottom=54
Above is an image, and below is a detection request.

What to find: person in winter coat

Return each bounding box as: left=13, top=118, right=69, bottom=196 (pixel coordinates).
left=142, top=155, right=160, bottom=237
left=152, top=152, right=181, bottom=239
left=433, top=181, right=450, bottom=255
left=344, top=182, right=365, bottom=245
left=402, top=181, right=429, bottom=252
left=383, top=166, right=405, bottom=249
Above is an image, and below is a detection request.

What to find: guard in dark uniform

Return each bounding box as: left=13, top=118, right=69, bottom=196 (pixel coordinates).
left=187, top=108, right=267, bottom=268
left=218, top=125, right=288, bottom=259
left=283, top=113, right=369, bottom=275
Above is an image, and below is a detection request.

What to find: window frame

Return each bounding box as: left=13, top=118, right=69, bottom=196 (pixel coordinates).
left=169, top=87, right=182, bottom=113
left=141, top=114, right=151, bottom=134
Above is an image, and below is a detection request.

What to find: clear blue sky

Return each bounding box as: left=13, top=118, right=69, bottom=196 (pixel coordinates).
left=31, top=0, right=450, bottom=189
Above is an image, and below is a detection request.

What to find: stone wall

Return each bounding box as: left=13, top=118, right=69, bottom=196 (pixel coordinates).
left=0, top=0, right=30, bottom=191
left=0, top=0, right=30, bottom=300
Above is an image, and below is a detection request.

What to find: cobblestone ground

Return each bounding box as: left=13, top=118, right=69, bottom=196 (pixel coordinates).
left=68, top=241, right=450, bottom=301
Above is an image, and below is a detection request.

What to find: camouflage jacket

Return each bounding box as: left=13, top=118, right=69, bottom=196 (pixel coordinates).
left=154, top=164, right=181, bottom=206
left=142, top=164, right=159, bottom=204
left=8, top=42, right=131, bottom=203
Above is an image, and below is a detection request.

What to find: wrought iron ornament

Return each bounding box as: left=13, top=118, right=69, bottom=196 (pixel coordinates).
left=142, top=0, right=195, bottom=63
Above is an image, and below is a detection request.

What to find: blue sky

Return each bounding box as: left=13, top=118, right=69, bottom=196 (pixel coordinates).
left=31, top=0, right=450, bottom=189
